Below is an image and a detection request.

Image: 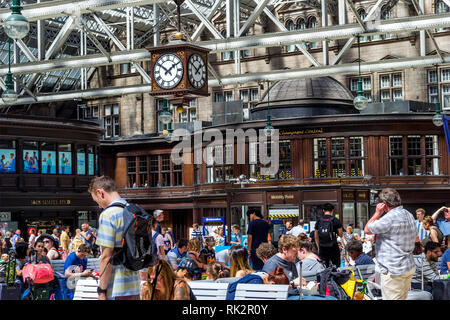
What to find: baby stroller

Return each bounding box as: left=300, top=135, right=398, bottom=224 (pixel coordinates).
left=21, top=263, right=57, bottom=300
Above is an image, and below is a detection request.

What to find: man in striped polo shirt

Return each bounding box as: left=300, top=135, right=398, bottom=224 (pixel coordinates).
left=415, top=208, right=430, bottom=241
left=411, top=241, right=442, bottom=293
left=89, top=176, right=140, bottom=300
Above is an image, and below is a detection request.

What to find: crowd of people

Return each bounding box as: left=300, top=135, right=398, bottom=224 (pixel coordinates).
left=2, top=176, right=449, bottom=301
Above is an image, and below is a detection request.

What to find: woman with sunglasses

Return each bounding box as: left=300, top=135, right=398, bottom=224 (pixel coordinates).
left=41, top=235, right=60, bottom=260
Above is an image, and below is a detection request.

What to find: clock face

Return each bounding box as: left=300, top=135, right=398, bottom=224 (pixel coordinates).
left=187, top=53, right=207, bottom=89
left=153, top=53, right=184, bottom=90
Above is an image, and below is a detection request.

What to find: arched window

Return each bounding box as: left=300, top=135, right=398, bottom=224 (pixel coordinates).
left=285, top=20, right=296, bottom=52
left=436, top=0, right=449, bottom=31
left=380, top=5, right=392, bottom=39
left=221, top=30, right=234, bottom=61
left=296, top=19, right=307, bottom=48
left=307, top=17, right=317, bottom=48
left=357, top=9, right=370, bottom=42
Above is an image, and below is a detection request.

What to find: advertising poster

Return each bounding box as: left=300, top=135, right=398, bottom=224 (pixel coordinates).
left=41, top=151, right=56, bottom=174
left=88, top=153, right=94, bottom=175
left=23, top=149, right=39, bottom=173
left=59, top=151, right=72, bottom=174
left=77, top=152, right=86, bottom=175
left=0, top=149, right=16, bottom=173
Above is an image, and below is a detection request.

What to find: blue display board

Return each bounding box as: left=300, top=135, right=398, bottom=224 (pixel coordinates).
left=88, top=153, right=94, bottom=175
left=77, top=152, right=86, bottom=175
left=41, top=151, right=56, bottom=174
left=23, top=150, right=39, bottom=173
left=59, top=152, right=71, bottom=174
left=0, top=149, right=16, bottom=173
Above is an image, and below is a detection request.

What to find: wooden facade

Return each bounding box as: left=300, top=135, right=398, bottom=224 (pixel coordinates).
left=103, top=112, right=450, bottom=241
left=0, top=115, right=103, bottom=233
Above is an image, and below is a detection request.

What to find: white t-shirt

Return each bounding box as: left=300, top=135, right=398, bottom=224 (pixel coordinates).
left=287, top=225, right=306, bottom=237
left=152, top=230, right=165, bottom=259
left=215, top=249, right=230, bottom=265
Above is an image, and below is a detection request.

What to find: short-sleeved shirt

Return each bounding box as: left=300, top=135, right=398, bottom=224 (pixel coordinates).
left=247, top=219, right=270, bottom=253
left=436, top=219, right=450, bottom=236
left=441, top=248, right=450, bottom=275
left=368, top=206, right=417, bottom=275
left=314, top=215, right=343, bottom=246
left=96, top=198, right=140, bottom=299
left=231, top=232, right=242, bottom=245
left=64, top=252, right=87, bottom=274
left=152, top=230, right=165, bottom=259
left=355, top=253, right=375, bottom=266
left=415, top=220, right=430, bottom=241
left=190, top=229, right=203, bottom=241
left=262, top=254, right=298, bottom=281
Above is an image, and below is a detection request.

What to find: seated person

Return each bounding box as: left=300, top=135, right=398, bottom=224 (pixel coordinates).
left=30, top=239, right=51, bottom=264
left=13, top=242, right=30, bottom=293
left=206, top=262, right=230, bottom=281
left=64, top=244, right=93, bottom=280
left=176, top=258, right=201, bottom=281
left=345, top=239, right=375, bottom=266
left=255, top=242, right=277, bottom=265
left=441, top=248, right=450, bottom=275
left=297, top=237, right=325, bottom=273
left=411, top=241, right=442, bottom=293
left=262, top=234, right=299, bottom=282
left=166, top=238, right=188, bottom=272
left=199, top=237, right=216, bottom=265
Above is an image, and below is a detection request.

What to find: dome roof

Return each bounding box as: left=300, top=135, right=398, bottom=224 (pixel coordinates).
left=251, top=77, right=357, bottom=120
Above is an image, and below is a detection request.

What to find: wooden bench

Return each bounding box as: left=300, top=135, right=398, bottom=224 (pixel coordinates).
left=188, top=281, right=229, bottom=300
left=73, top=279, right=99, bottom=300
left=234, top=284, right=289, bottom=300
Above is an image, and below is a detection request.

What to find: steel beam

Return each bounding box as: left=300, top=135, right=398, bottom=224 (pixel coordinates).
left=238, top=0, right=271, bottom=37
left=257, top=1, right=321, bottom=67
left=191, top=0, right=223, bottom=41
left=0, top=49, right=150, bottom=76
left=185, top=0, right=223, bottom=39
left=2, top=54, right=449, bottom=106
left=92, top=13, right=151, bottom=83
left=200, top=13, right=450, bottom=52
left=0, top=0, right=167, bottom=24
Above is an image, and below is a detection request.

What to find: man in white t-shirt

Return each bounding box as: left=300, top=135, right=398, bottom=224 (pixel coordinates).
left=152, top=220, right=165, bottom=261
left=288, top=219, right=306, bottom=237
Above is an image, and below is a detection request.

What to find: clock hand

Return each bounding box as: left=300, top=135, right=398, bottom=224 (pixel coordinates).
left=194, top=64, right=201, bottom=75
left=166, top=63, right=176, bottom=76
left=160, top=64, right=170, bottom=74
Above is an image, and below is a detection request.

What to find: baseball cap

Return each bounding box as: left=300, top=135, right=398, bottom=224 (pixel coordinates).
left=177, top=258, right=200, bottom=273
left=153, top=209, right=163, bottom=218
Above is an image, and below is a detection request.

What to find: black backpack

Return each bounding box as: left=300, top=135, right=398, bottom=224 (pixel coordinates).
left=107, top=202, right=157, bottom=271
left=317, top=215, right=336, bottom=247
left=316, top=267, right=351, bottom=300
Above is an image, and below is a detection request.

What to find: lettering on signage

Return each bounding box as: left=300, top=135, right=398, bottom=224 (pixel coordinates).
left=280, top=128, right=323, bottom=136
left=270, top=195, right=295, bottom=200
left=31, top=199, right=71, bottom=205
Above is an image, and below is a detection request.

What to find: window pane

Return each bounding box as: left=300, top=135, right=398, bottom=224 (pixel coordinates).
left=314, top=138, right=327, bottom=158
left=250, top=89, right=258, bottom=101
left=408, top=158, right=422, bottom=176
left=380, top=75, right=390, bottom=88
left=41, top=142, right=56, bottom=175
left=392, top=74, right=402, bottom=87
left=240, top=90, right=249, bottom=102
left=441, top=69, right=450, bottom=82
left=389, top=136, right=403, bottom=156
left=381, top=90, right=390, bottom=101
left=104, top=105, right=111, bottom=116
left=350, top=137, right=363, bottom=157
left=393, top=89, right=403, bottom=101
left=407, top=136, right=421, bottom=156
left=425, top=135, right=438, bottom=156
left=331, top=138, right=345, bottom=158
left=77, top=145, right=86, bottom=175
left=363, top=77, right=371, bottom=90
left=342, top=203, right=355, bottom=228
left=127, top=157, right=136, bottom=173
left=428, top=70, right=437, bottom=83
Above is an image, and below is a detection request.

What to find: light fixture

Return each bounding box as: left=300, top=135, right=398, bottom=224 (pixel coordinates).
left=176, top=104, right=185, bottom=114
left=159, top=99, right=172, bottom=124
left=433, top=65, right=444, bottom=127
left=263, top=80, right=274, bottom=137
left=353, top=35, right=369, bottom=111
left=2, top=38, right=17, bottom=104
left=4, top=0, right=30, bottom=40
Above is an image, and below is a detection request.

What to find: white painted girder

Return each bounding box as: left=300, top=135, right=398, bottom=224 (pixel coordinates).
left=1, top=54, right=449, bottom=106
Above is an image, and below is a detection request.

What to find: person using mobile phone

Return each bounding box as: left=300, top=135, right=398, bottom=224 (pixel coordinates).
left=364, top=188, right=417, bottom=300
left=431, top=206, right=450, bottom=246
